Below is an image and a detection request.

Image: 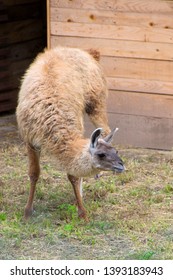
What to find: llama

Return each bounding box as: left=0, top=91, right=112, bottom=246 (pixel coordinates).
left=16, top=46, right=124, bottom=221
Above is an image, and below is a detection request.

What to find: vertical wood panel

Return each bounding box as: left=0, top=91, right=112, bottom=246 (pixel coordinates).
left=47, top=0, right=51, bottom=48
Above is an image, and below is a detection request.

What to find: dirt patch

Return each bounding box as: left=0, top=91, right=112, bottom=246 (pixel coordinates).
left=0, top=114, right=19, bottom=146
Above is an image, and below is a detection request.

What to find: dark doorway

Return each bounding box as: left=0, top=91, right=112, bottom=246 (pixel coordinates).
left=0, top=0, right=47, bottom=113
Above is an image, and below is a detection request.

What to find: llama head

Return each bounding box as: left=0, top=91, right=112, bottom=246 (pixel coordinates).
left=89, top=128, right=124, bottom=173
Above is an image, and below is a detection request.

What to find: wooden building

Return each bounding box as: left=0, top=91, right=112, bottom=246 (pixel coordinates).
left=47, top=0, right=173, bottom=150
left=1, top=0, right=173, bottom=150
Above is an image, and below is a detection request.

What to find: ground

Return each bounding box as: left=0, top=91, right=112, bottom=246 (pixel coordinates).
left=0, top=114, right=173, bottom=260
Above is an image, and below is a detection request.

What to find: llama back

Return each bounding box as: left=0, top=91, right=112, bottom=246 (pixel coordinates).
left=16, top=47, right=108, bottom=151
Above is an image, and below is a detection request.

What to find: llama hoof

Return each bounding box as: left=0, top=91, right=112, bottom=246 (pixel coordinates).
left=94, top=173, right=102, bottom=179
left=84, top=216, right=89, bottom=222
left=78, top=210, right=89, bottom=222
left=24, top=207, right=33, bottom=220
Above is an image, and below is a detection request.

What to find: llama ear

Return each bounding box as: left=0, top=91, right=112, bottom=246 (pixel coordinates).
left=103, top=128, right=119, bottom=143
left=90, top=128, right=102, bottom=149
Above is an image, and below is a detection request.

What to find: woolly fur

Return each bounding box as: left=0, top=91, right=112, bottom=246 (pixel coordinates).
left=16, top=46, right=110, bottom=177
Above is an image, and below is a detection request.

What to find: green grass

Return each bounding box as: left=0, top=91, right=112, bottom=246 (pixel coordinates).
left=0, top=144, right=173, bottom=259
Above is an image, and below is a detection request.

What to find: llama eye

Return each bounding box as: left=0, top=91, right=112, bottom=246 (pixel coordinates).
left=97, top=153, right=106, bottom=159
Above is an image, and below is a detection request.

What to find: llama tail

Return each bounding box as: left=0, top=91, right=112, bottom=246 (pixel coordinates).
left=87, top=49, right=100, bottom=61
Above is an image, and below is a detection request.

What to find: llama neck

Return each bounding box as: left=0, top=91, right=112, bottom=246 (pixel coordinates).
left=59, top=138, right=96, bottom=177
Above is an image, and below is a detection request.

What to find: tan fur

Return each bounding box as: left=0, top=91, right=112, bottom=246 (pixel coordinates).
left=87, top=48, right=100, bottom=61
left=17, top=47, right=110, bottom=175
left=16, top=46, right=113, bottom=220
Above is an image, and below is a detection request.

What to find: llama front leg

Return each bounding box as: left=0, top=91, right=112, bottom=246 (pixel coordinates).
left=24, top=144, right=40, bottom=219
left=67, top=174, right=88, bottom=221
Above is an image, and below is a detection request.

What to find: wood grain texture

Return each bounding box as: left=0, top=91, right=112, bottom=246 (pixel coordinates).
left=107, top=77, right=173, bottom=95
left=84, top=113, right=173, bottom=150
left=107, top=90, right=173, bottom=118
left=51, top=36, right=173, bottom=61
left=47, top=0, right=173, bottom=149
left=51, top=0, right=173, bottom=13
left=101, top=57, right=173, bottom=82
left=50, top=21, right=173, bottom=43
left=51, top=7, right=173, bottom=29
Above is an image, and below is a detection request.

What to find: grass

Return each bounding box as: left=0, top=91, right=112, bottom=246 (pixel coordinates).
left=0, top=140, right=173, bottom=259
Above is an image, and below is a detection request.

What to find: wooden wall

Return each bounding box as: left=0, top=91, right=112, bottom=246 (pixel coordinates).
left=0, top=0, right=46, bottom=113
left=48, top=0, right=173, bottom=150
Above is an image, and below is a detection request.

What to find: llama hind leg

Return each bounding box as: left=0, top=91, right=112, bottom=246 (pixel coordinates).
left=24, top=144, right=40, bottom=219
left=67, top=174, right=88, bottom=221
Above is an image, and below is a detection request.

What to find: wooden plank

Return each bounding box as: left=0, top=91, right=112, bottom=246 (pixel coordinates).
left=50, top=21, right=173, bottom=44
left=47, top=0, right=51, bottom=48
left=0, top=47, right=9, bottom=59
left=5, top=0, right=39, bottom=5
left=0, top=89, right=18, bottom=113
left=101, top=57, right=173, bottom=82
left=168, top=0, right=173, bottom=10
left=6, top=2, right=41, bottom=21
left=0, top=77, right=16, bottom=92
left=0, top=19, right=43, bottom=45
left=0, top=46, right=36, bottom=92
left=50, top=7, right=173, bottom=29
left=107, top=77, right=173, bottom=96
left=0, top=14, right=8, bottom=22
left=0, top=90, right=17, bottom=102
left=0, top=69, right=9, bottom=80
left=0, top=82, right=13, bottom=93
left=0, top=58, right=33, bottom=92
left=0, top=99, right=17, bottom=113
left=51, top=36, right=173, bottom=61
left=50, top=0, right=173, bottom=13
left=108, top=113, right=173, bottom=150
left=84, top=113, right=173, bottom=150
left=0, top=1, right=8, bottom=22
left=107, top=90, right=173, bottom=118
left=7, top=59, right=33, bottom=92
left=0, top=46, right=10, bottom=91
left=10, top=58, right=32, bottom=75
left=9, top=38, right=44, bottom=62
